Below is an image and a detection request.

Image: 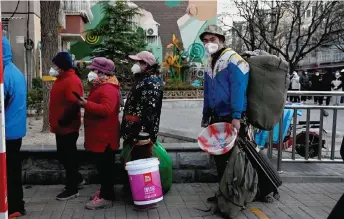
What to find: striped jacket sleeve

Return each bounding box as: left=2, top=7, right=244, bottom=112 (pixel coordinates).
left=227, top=53, right=250, bottom=119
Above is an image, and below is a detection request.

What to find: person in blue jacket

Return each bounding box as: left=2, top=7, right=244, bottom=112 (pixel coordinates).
left=2, top=37, right=27, bottom=218
left=199, top=25, right=249, bottom=202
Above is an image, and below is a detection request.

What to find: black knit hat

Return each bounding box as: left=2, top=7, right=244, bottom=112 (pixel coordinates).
left=136, top=131, right=151, bottom=146
left=52, top=52, right=73, bottom=71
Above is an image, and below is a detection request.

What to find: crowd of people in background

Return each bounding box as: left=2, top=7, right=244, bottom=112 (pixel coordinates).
left=289, top=70, right=344, bottom=105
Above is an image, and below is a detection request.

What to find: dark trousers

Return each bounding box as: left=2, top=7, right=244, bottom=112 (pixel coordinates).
left=319, top=96, right=331, bottom=106
left=290, top=89, right=300, bottom=103
left=131, top=144, right=153, bottom=161
left=214, top=152, right=230, bottom=182
left=56, top=132, right=82, bottom=193
left=301, top=87, right=308, bottom=101
left=209, top=115, right=233, bottom=183
left=6, top=139, right=25, bottom=214
left=87, top=145, right=115, bottom=200
left=328, top=193, right=344, bottom=219
left=314, top=96, right=320, bottom=103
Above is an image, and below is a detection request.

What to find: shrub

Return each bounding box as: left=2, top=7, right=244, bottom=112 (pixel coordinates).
left=27, top=78, right=43, bottom=116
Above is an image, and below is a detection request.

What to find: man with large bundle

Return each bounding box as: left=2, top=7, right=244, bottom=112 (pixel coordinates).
left=200, top=25, right=250, bottom=202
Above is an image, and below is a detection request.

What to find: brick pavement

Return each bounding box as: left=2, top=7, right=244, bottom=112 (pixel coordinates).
left=18, top=183, right=342, bottom=219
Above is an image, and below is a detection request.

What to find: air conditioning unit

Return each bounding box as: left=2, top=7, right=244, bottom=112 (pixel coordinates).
left=145, top=24, right=158, bottom=37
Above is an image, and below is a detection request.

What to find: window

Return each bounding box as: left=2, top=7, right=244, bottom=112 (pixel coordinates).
left=306, top=9, right=311, bottom=18
left=146, top=36, right=157, bottom=44
left=2, top=22, right=9, bottom=39
left=311, top=50, right=316, bottom=58
left=312, top=6, right=316, bottom=16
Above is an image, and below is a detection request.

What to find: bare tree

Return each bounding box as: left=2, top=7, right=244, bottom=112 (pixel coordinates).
left=41, top=1, right=61, bottom=132
left=225, top=0, right=344, bottom=73
left=330, top=21, right=344, bottom=53
left=219, top=0, right=262, bottom=52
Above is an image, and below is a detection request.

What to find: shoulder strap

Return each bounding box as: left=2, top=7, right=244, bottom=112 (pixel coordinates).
left=209, top=48, right=234, bottom=64
left=220, top=48, right=234, bottom=57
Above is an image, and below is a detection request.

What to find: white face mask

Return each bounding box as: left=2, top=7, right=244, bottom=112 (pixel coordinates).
left=304, top=72, right=308, bottom=75
left=49, top=67, right=59, bottom=77
left=87, top=71, right=98, bottom=82
left=315, top=73, right=320, bottom=76
left=131, top=64, right=141, bottom=74
left=335, top=73, right=340, bottom=78
left=205, top=43, right=219, bottom=55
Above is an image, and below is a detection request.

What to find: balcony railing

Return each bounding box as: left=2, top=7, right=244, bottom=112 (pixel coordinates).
left=62, top=0, right=93, bottom=22
left=298, top=51, right=344, bottom=66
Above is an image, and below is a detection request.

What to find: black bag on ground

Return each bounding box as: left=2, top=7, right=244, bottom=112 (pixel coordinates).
left=237, top=137, right=282, bottom=203
left=242, top=50, right=289, bottom=130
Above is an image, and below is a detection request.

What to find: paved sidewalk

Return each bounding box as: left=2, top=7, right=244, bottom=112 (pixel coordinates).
left=18, top=183, right=342, bottom=219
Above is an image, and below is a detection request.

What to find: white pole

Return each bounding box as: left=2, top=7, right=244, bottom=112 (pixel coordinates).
left=0, top=1, right=9, bottom=218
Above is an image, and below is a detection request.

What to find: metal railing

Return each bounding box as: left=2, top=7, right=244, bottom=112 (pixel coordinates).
left=266, top=91, right=344, bottom=172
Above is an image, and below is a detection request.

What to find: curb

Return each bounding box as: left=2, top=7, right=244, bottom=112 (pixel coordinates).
left=280, top=175, right=344, bottom=183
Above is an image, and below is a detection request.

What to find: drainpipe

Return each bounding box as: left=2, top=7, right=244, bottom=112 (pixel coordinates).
left=0, top=2, right=9, bottom=219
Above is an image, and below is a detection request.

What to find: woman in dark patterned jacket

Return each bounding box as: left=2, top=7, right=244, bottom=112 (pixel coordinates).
left=121, top=51, right=163, bottom=160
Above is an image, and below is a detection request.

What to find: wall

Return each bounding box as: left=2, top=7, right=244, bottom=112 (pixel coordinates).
left=2, top=1, right=40, bottom=17
left=70, top=0, right=218, bottom=65
left=133, top=0, right=217, bottom=64
left=19, top=145, right=219, bottom=184
left=2, top=1, right=41, bottom=81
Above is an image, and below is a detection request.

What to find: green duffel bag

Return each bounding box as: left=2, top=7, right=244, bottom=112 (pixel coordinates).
left=120, top=140, right=173, bottom=194
left=242, top=50, right=290, bottom=130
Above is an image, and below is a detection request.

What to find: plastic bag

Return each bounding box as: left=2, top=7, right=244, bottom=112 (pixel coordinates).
left=120, top=140, right=173, bottom=194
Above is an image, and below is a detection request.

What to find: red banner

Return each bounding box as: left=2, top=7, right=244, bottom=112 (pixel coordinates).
left=0, top=21, right=3, bottom=84
left=0, top=153, right=7, bottom=213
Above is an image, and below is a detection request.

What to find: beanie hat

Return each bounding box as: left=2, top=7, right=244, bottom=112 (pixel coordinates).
left=52, top=52, right=73, bottom=71
left=87, top=57, right=115, bottom=75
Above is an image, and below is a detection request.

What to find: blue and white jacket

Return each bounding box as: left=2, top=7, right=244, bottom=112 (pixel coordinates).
left=203, top=48, right=249, bottom=120
left=3, top=37, right=27, bottom=140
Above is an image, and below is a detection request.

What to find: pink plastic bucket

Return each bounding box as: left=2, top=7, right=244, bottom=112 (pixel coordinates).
left=125, top=158, right=163, bottom=205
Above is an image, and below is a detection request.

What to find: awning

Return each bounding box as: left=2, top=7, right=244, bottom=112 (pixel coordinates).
left=59, top=33, right=85, bottom=42
left=1, top=16, right=25, bottom=21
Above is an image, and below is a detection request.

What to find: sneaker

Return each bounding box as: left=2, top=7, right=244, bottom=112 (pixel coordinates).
left=207, top=195, right=217, bottom=203
left=77, top=179, right=86, bottom=189
left=64, top=179, right=86, bottom=191
left=85, top=197, right=112, bottom=210
left=134, top=203, right=159, bottom=211
left=9, top=210, right=26, bottom=218
left=56, top=190, right=79, bottom=201
left=89, top=190, right=100, bottom=200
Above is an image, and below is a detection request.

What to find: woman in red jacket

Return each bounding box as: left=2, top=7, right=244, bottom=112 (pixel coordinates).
left=78, top=57, right=120, bottom=210
left=49, top=52, right=85, bottom=201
